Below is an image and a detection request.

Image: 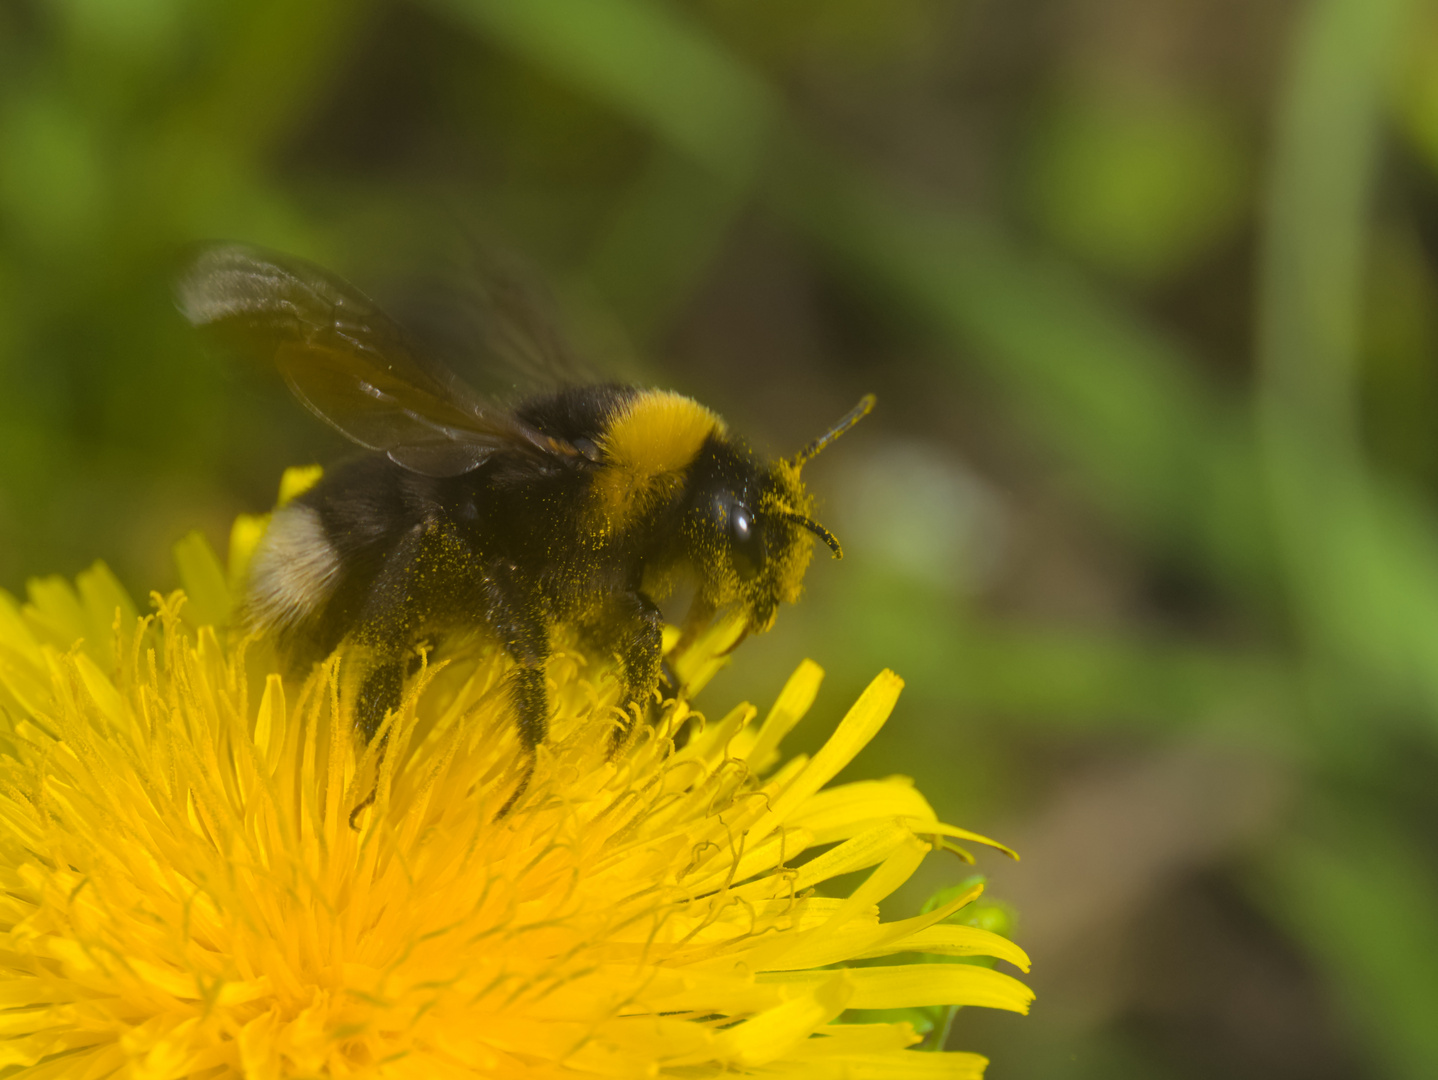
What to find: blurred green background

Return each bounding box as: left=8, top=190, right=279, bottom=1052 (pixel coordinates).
left=5, top=0, right=1438, bottom=1076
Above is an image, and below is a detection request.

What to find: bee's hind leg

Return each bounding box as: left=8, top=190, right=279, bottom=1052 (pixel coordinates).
left=346, top=657, right=404, bottom=829
left=356, top=658, right=404, bottom=743
left=345, top=523, right=434, bottom=828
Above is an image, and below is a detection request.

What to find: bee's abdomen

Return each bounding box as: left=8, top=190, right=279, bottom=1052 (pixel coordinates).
left=245, top=503, right=343, bottom=634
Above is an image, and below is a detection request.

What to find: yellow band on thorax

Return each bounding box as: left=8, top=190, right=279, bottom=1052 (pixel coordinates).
left=601, top=390, right=723, bottom=478
left=593, top=390, right=724, bottom=528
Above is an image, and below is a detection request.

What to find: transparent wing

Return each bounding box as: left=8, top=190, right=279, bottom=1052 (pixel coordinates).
left=176, top=244, right=575, bottom=477
left=387, top=247, right=599, bottom=399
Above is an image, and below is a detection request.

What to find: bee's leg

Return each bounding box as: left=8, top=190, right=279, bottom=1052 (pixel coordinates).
left=489, top=598, right=551, bottom=753
left=510, top=664, right=548, bottom=751
left=659, top=653, right=699, bottom=749
left=494, top=671, right=544, bottom=816
left=347, top=523, right=429, bottom=828
left=483, top=575, right=551, bottom=816
left=608, top=591, right=665, bottom=747
left=356, top=658, right=405, bottom=743
left=347, top=659, right=408, bottom=829
left=658, top=655, right=681, bottom=703
left=345, top=662, right=402, bottom=830
left=345, top=657, right=402, bottom=829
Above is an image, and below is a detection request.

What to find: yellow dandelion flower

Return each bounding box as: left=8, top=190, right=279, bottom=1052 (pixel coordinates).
left=0, top=479, right=1031, bottom=1079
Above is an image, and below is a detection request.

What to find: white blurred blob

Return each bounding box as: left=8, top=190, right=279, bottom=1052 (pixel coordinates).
left=829, top=438, right=1008, bottom=595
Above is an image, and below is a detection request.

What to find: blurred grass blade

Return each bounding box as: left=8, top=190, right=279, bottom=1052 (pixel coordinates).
left=1255, top=0, right=1438, bottom=714
left=1254, top=0, right=1438, bottom=1075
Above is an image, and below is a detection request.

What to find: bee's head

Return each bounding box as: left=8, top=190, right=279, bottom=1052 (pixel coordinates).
left=682, top=395, right=874, bottom=634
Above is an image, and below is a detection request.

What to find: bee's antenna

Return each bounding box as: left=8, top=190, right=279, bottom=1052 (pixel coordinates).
left=792, top=394, right=876, bottom=469
left=779, top=511, right=844, bottom=559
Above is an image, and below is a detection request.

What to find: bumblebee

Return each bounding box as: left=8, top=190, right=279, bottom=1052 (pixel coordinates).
left=177, top=244, right=872, bottom=770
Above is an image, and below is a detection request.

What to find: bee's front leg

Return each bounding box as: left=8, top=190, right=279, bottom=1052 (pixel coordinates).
left=595, top=590, right=665, bottom=744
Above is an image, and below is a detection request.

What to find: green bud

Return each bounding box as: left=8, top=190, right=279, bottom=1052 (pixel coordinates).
left=960, top=897, right=1018, bottom=939
left=920, top=875, right=986, bottom=917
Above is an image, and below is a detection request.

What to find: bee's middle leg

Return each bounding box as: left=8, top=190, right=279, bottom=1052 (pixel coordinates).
left=481, top=577, right=551, bottom=753
left=480, top=573, right=552, bottom=815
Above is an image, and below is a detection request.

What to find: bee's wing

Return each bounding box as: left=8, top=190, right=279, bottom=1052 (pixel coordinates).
left=176, top=244, right=575, bottom=477
left=389, top=248, right=600, bottom=398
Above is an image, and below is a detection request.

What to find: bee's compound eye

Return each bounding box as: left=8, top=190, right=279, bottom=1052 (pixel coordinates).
left=729, top=501, right=762, bottom=581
